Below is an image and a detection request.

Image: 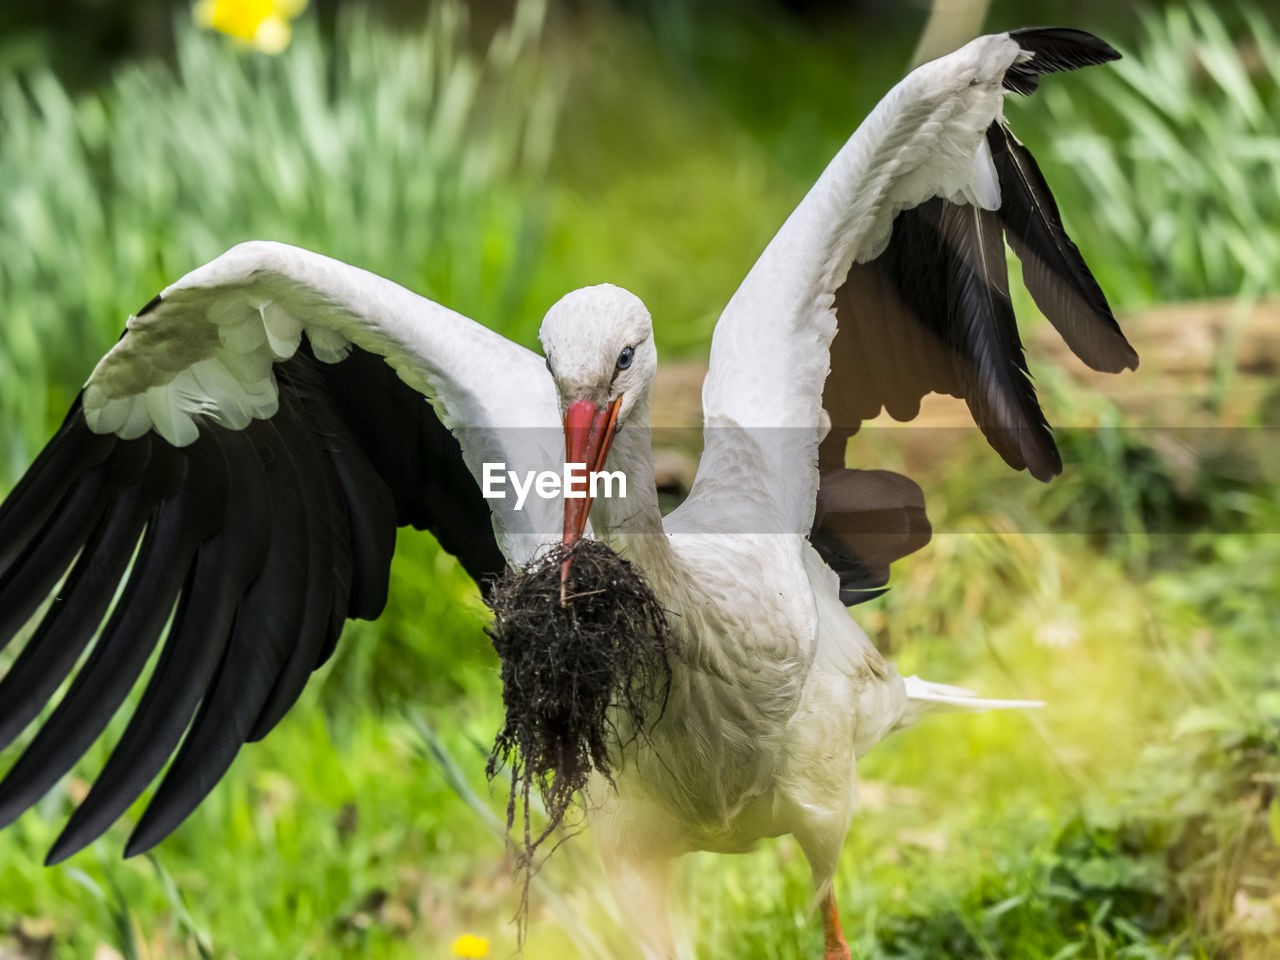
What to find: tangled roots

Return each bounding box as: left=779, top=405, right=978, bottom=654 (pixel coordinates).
left=484, top=539, right=675, bottom=939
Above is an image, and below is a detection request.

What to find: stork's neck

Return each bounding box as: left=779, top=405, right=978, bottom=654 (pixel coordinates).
left=590, top=394, right=674, bottom=578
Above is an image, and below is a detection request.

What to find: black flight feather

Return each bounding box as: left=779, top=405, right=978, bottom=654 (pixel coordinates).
left=45, top=430, right=268, bottom=865
left=0, top=440, right=146, bottom=651
left=0, top=409, right=113, bottom=575
left=0, top=480, right=199, bottom=832
left=0, top=457, right=160, bottom=752
left=126, top=420, right=312, bottom=855
left=323, top=431, right=398, bottom=623
left=0, top=329, right=506, bottom=863
left=988, top=123, right=1138, bottom=372
left=246, top=391, right=351, bottom=742
left=1003, top=28, right=1121, bottom=96
left=937, top=201, right=1060, bottom=480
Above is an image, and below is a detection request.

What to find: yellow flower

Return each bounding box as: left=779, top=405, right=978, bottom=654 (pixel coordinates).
left=193, top=0, right=307, bottom=54
left=451, top=933, right=490, bottom=958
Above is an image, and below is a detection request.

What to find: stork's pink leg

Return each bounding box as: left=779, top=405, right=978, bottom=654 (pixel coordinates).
left=821, top=889, right=852, bottom=960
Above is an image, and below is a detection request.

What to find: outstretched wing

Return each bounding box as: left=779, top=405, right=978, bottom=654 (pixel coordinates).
left=0, top=241, right=561, bottom=862
left=685, top=29, right=1135, bottom=572
left=823, top=29, right=1136, bottom=482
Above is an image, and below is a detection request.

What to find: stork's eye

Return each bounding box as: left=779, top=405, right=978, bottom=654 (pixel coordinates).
left=616, top=346, right=634, bottom=371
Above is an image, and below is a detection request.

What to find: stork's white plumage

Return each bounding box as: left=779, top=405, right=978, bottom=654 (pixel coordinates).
left=0, top=29, right=1135, bottom=959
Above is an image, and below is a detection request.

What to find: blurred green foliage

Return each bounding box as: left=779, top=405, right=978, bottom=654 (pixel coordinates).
left=1037, top=3, right=1280, bottom=303
left=0, top=1, right=1278, bottom=958
left=0, top=0, right=560, bottom=482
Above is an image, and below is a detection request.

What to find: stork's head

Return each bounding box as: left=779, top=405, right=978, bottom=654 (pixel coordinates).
left=539, top=283, right=655, bottom=547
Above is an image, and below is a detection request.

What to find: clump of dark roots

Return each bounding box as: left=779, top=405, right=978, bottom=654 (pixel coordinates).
left=484, top=538, right=675, bottom=941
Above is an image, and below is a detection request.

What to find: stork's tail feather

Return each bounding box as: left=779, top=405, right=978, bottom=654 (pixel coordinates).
left=898, top=675, right=1044, bottom=728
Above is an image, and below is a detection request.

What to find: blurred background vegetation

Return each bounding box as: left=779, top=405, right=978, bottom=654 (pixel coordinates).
left=0, top=0, right=1278, bottom=957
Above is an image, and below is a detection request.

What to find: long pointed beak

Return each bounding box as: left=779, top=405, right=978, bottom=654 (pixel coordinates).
left=561, top=397, right=622, bottom=547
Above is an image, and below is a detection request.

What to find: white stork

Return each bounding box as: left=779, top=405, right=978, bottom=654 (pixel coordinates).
left=0, top=28, right=1135, bottom=959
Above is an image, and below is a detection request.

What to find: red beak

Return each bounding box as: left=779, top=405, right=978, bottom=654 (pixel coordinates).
left=561, top=397, right=622, bottom=547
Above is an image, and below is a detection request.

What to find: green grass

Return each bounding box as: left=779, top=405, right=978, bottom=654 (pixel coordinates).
left=1, top=2, right=1279, bottom=958
left=1030, top=2, right=1280, bottom=306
